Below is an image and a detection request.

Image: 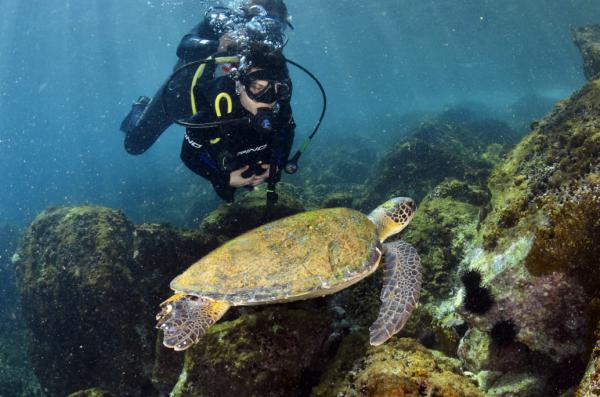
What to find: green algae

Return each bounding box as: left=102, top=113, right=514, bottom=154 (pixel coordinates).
left=480, top=79, right=600, bottom=254
left=14, top=205, right=149, bottom=396
left=525, top=192, right=600, bottom=295
left=405, top=193, right=480, bottom=302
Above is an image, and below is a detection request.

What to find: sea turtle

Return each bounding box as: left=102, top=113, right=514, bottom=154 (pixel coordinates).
left=157, top=197, right=422, bottom=351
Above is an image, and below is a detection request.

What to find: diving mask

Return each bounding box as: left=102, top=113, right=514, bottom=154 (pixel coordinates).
left=240, top=69, right=291, bottom=103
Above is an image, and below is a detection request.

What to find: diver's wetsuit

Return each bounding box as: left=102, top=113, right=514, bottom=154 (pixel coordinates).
left=180, top=75, right=295, bottom=202
left=122, top=7, right=279, bottom=154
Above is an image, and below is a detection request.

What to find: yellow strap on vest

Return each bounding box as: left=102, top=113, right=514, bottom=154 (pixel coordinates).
left=190, top=62, right=208, bottom=115
left=189, top=55, right=240, bottom=116
left=214, top=92, right=233, bottom=118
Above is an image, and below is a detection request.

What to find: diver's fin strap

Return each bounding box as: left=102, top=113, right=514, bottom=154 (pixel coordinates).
left=156, top=295, right=230, bottom=351
left=369, top=240, right=422, bottom=346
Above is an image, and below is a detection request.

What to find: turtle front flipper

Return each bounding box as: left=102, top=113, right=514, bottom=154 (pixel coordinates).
left=156, top=294, right=231, bottom=351
left=369, top=240, right=422, bottom=346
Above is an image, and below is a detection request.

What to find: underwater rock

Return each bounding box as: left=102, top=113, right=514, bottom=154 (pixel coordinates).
left=14, top=206, right=151, bottom=397
left=133, top=222, right=208, bottom=302
left=133, top=223, right=209, bottom=394
left=198, top=185, right=305, bottom=245
left=67, top=389, right=118, bottom=397
left=454, top=77, right=600, bottom=394
left=312, top=336, right=484, bottom=397
left=290, top=134, right=378, bottom=204
left=363, top=117, right=520, bottom=208
left=576, top=321, right=600, bottom=397
left=457, top=328, right=544, bottom=382
left=485, top=372, right=546, bottom=397
left=404, top=190, right=481, bottom=303
left=169, top=306, right=334, bottom=397
left=573, top=25, right=600, bottom=80
left=322, top=191, right=356, bottom=208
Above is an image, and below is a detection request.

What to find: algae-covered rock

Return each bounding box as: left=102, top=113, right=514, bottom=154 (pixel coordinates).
left=485, top=372, right=546, bottom=397
left=457, top=328, right=549, bottom=395
left=14, top=206, right=150, bottom=396
left=133, top=224, right=208, bottom=394
left=133, top=223, right=208, bottom=302
left=322, top=191, right=357, bottom=209
left=573, top=25, right=600, bottom=80
left=404, top=190, right=481, bottom=303
left=67, top=388, right=118, bottom=397
left=454, top=78, right=600, bottom=393
left=312, top=336, right=484, bottom=397
left=199, top=185, right=305, bottom=245
left=576, top=321, right=600, bottom=397
left=170, top=306, right=333, bottom=397
left=363, top=117, right=520, bottom=208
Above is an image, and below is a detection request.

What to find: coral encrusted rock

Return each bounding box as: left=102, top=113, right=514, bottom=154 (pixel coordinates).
left=14, top=206, right=150, bottom=396
left=312, top=336, right=484, bottom=397
left=573, top=25, right=600, bottom=80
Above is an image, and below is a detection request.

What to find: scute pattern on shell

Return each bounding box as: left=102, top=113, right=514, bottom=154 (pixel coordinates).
left=171, top=208, right=381, bottom=304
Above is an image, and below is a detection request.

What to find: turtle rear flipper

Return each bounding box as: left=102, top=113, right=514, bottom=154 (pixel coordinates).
left=369, top=240, right=422, bottom=346
left=156, top=294, right=230, bottom=351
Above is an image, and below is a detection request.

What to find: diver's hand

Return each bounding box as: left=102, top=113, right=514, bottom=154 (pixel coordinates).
left=229, top=166, right=254, bottom=188
left=218, top=33, right=236, bottom=52
left=250, top=164, right=271, bottom=186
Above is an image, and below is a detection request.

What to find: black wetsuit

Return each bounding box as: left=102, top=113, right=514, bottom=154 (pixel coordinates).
left=180, top=75, right=295, bottom=202
left=123, top=8, right=251, bottom=155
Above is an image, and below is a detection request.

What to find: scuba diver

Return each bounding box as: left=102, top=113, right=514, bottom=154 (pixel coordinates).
left=120, top=0, right=292, bottom=156
left=120, top=0, right=326, bottom=209
left=179, top=49, right=295, bottom=203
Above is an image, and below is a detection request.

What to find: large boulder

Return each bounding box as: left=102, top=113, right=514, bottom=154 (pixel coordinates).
left=13, top=206, right=211, bottom=396
left=573, top=25, right=600, bottom=80
left=13, top=206, right=151, bottom=396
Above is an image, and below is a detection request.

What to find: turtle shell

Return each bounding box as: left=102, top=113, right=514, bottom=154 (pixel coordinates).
left=171, top=207, right=382, bottom=305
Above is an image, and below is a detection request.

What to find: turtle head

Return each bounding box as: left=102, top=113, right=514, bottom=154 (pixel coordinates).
left=368, top=197, right=416, bottom=242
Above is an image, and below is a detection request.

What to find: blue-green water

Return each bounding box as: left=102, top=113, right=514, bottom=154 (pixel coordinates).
left=0, top=0, right=598, bottom=227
